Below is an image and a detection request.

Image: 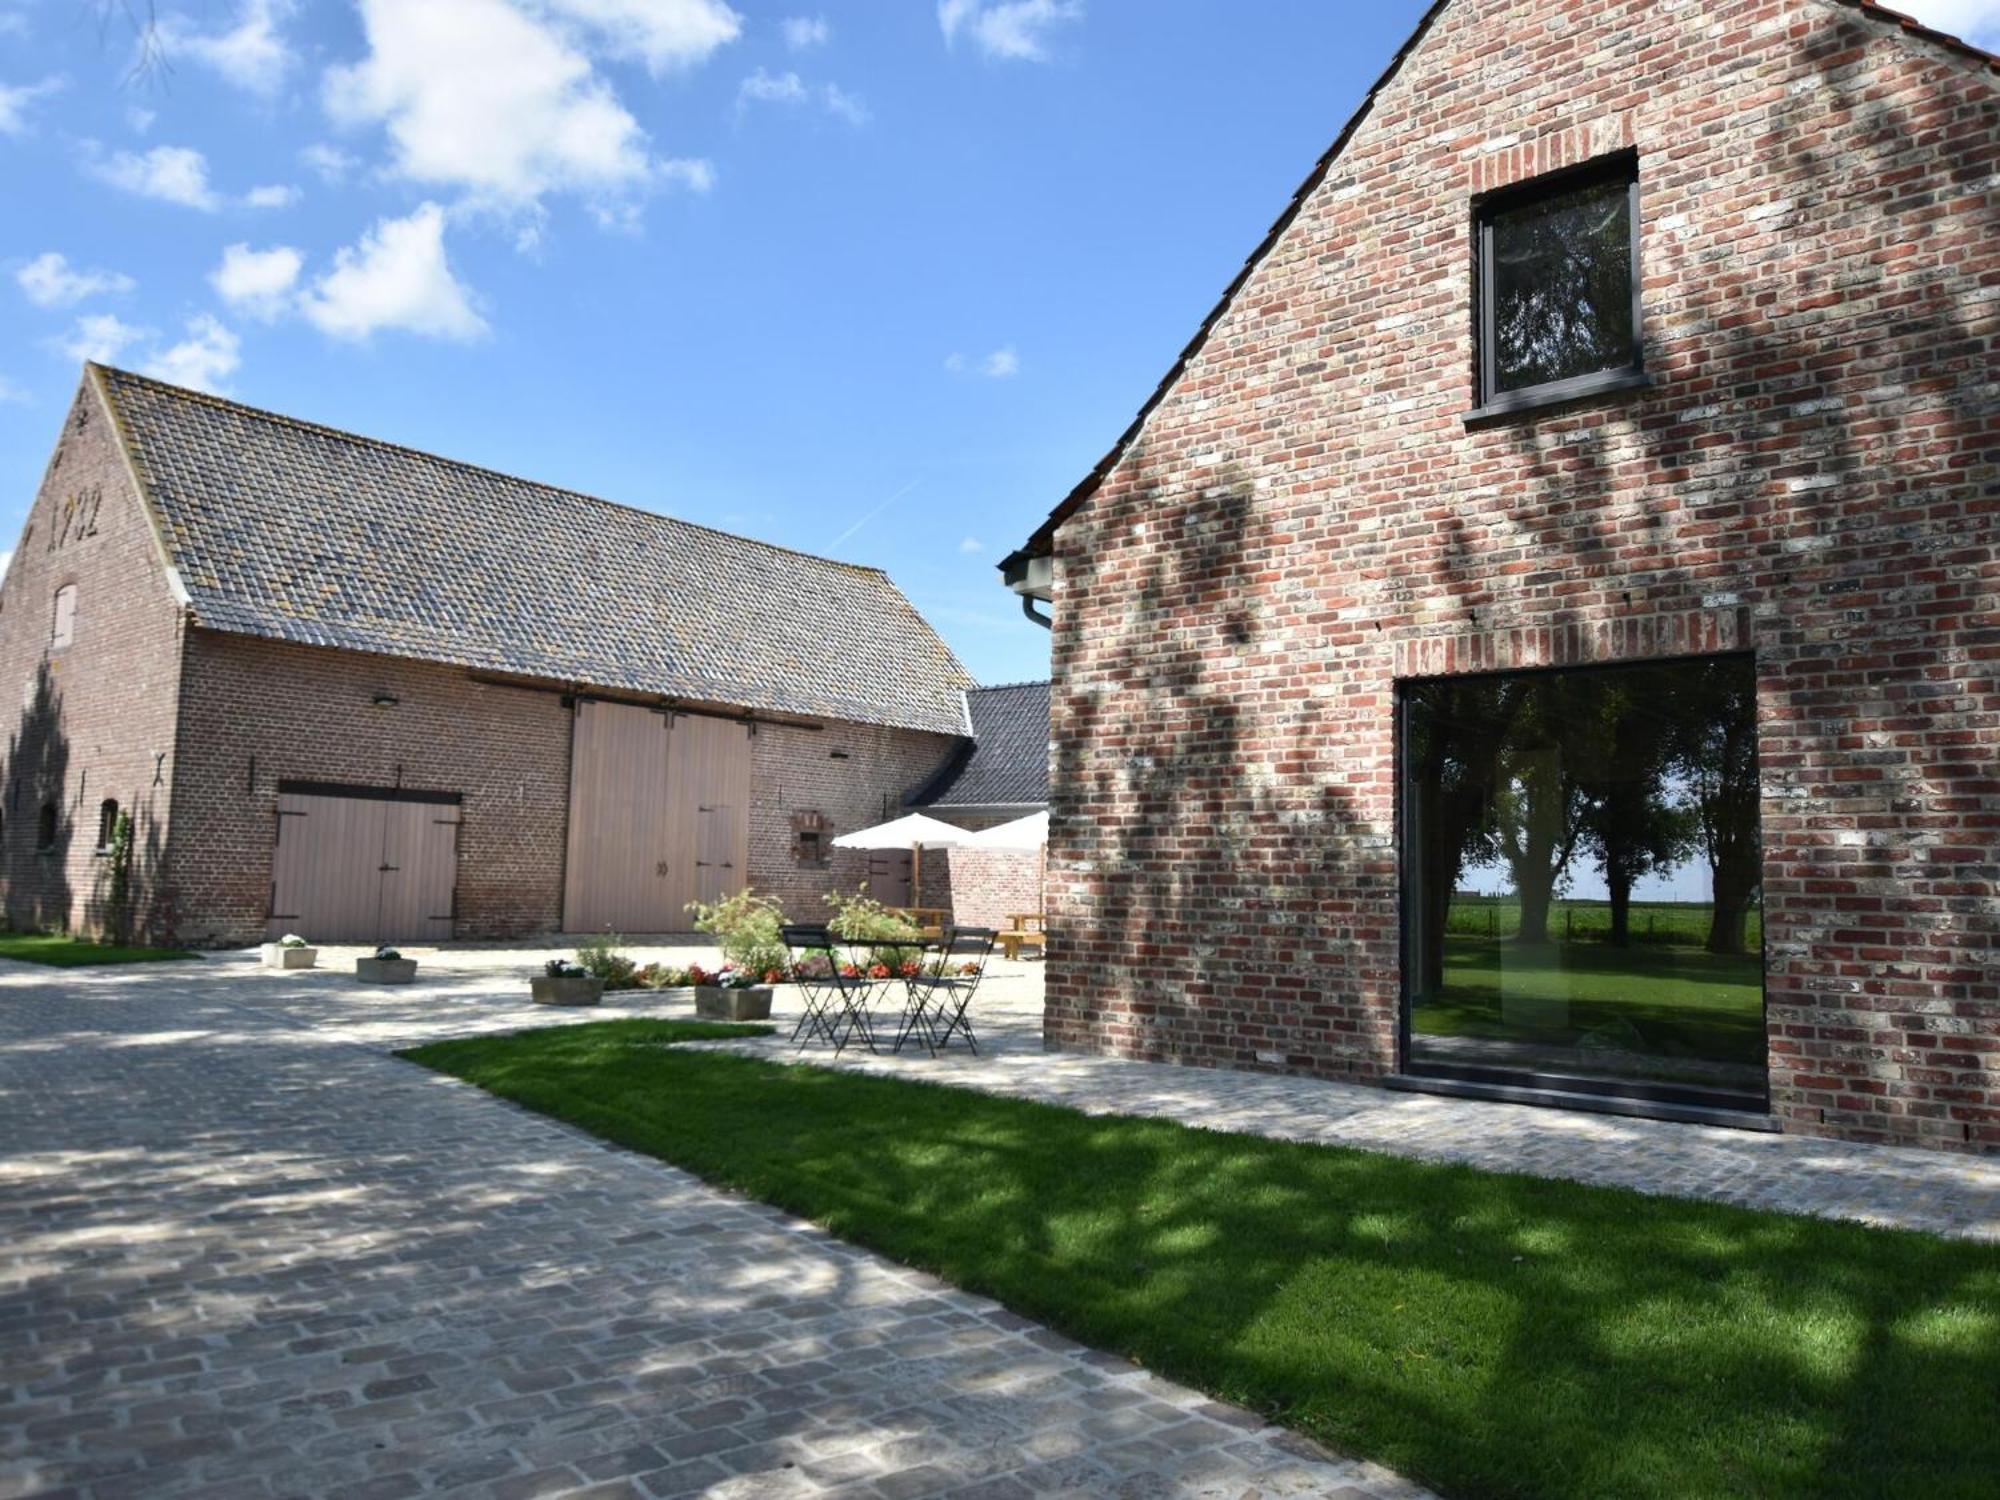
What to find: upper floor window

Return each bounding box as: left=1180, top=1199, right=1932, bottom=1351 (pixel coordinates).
left=50, top=584, right=77, bottom=649
left=1478, top=155, right=1642, bottom=412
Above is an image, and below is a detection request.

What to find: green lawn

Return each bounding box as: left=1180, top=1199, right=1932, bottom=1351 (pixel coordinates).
left=0, top=933, right=201, bottom=966
left=403, top=1021, right=2000, bottom=1500
left=1444, top=897, right=1764, bottom=951
left=1414, top=935, right=1765, bottom=1066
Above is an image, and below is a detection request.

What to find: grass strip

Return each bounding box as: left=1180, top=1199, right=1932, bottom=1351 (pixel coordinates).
left=403, top=1019, right=2000, bottom=1500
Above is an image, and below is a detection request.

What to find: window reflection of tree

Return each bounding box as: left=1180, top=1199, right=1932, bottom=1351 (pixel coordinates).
left=1491, top=178, right=1633, bottom=390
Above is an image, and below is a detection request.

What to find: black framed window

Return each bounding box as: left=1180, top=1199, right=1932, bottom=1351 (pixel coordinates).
left=36, top=801, right=58, bottom=852
left=1400, top=655, right=1764, bottom=1113
left=96, top=799, right=119, bottom=853
left=1477, top=155, right=1643, bottom=411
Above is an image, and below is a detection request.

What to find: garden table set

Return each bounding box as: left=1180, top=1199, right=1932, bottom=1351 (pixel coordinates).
left=780, top=923, right=997, bottom=1058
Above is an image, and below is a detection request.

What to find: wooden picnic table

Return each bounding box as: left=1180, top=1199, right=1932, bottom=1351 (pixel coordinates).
left=997, top=911, right=1046, bottom=961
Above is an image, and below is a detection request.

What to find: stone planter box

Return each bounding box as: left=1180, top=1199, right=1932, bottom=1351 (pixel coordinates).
left=694, top=985, right=774, bottom=1021
left=531, top=974, right=605, bottom=1006
left=261, top=943, right=317, bottom=970
left=356, top=957, right=419, bottom=984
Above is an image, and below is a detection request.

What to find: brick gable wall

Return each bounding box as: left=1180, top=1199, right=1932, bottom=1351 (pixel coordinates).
left=0, top=375, right=186, bottom=941
left=1045, top=0, right=1999, bottom=1150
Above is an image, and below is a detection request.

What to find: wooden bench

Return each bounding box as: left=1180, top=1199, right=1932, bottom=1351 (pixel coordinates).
left=997, top=913, right=1046, bottom=961
left=889, top=907, right=951, bottom=941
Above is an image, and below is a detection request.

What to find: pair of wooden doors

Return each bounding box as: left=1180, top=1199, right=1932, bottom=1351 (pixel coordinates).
left=268, top=785, right=461, bottom=943
left=562, top=700, right=751, bottom=934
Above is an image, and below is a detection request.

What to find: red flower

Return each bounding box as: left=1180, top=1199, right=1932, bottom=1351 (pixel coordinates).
left=868, top=962, right=892, bottom=979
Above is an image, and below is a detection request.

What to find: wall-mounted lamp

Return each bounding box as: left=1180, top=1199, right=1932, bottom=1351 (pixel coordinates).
left=371, top=693, right=399, bottom=708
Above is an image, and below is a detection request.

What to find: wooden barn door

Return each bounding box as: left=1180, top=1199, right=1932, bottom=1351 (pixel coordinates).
left=864, top=851, right=912, bottom=909
left=663, top=714, right=752, bottom=918
left=563, top=700, right=674, bottom=933
left=269, top=786, right=460, bottom=943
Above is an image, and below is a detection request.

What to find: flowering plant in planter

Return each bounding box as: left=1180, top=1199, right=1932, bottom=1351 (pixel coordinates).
left=545, top=958, right=588, bottom=978
left=262, top=933, right=318, bottom=969
left=357, top=945, right=418, bottom=984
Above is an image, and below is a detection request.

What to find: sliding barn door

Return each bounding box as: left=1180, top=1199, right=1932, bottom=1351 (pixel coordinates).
left=563, top=699, right=675, bottom=933
left=269, top=786, right=460, bottom=943
left=663, top=714, right=752, bottom=918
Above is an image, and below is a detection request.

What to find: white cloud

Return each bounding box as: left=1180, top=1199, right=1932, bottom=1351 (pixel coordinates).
left=301, top=143, right=358, bottom=182
left=540, top=0, right=742, bottom=75
left=958, top=536, right=983, bottom=553
left=944, top=345, right=1021, bottom=378
left=210, top=243, right=304, bottom=321
left=324, top=0, right=664, bottom=213
left=938, top=0, right=1081, bottom=61
left=55, top=313, right=148, bottom=365
left=822, top=82, right=868, bottom=125
left=92, top=145, right=222, bottom=210
left=0, top=551, right=12, bottom=583
left=126, top=105, right=156, bottom=134
left=301, top=202, right=488, bottom=342
left=737, top=67, right=866, bottom=125
left=166, top=0, right=298, bottom=97
left=780, top=15, right=828, bottom=49
left=243, top=183, right=301, bottom=209
left=1900, top=1, right=2000, bottom=46
left=656, top=157, right=715, bottom=192
left=0, top=76, right=63, bottom=135
left=142, top=316, right=241, bottom=393
left=0, top=379, right=26, bottom=407
left=738, top=67, right=807, bottom=106
left=17, top=252, right=135, bottom=309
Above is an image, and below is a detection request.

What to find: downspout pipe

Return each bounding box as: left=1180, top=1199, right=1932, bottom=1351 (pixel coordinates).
left=1000, top=551, right=1055, bottom=632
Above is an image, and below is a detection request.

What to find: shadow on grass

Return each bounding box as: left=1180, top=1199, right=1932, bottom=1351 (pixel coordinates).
left=403, top=1023, right=2000, bottom=1500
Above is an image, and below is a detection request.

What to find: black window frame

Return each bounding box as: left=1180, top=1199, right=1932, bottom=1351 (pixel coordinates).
left=96, top=798, right=120, bottom=854
left=1472, top=151, right=1647, bottom=419
left=35, top=801, right=58, bottom=853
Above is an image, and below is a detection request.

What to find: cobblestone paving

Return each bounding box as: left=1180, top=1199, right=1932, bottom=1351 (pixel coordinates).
left=0, top=957, right=1426, bottom=1500
left=700, top=984, right=2000, bottom=1243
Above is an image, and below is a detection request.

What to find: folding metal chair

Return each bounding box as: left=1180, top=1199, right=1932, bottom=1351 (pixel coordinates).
left=784, top=923, right=882, bottom=1055
left=896, top=926, right=996, bottom=1056
left=782, top=924, right=845, bottom=1051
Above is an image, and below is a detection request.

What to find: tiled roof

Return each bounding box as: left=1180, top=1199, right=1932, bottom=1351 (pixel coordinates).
left=95, top=366, right=975, bottom=736
left=907, top=681, right=1049, bottom=809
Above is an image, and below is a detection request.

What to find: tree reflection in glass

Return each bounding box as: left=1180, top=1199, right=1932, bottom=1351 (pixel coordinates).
left=1488, top=172, right=1635, bottom=393
left=1403, top=656, right=1763, bottom=1106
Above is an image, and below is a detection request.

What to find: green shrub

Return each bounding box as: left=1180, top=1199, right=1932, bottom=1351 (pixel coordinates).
left=574, top=934, right=639, bottom=990
left=686, top=890, right=788, bottom=979
left=824, top=886, right=922, bottom=968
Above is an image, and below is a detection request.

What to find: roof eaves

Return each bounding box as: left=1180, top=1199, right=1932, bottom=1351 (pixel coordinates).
left=998, top=0, right=2000, bottom=574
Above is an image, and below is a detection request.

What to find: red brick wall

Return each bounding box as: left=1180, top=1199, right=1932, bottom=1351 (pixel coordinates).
left=0, top=373, right=185, bottom=941
left=1045, top=0, right=2000, bottom=1150
left=941, top=846, right=1044, bottom=932
left=748, top=719, right=961, bottom=925
left=169, top=632, right=575, bottom=944
left=168, top=630, right=961, bottom=944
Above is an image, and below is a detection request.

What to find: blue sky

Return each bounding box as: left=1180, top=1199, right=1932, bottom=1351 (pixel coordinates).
left=3, top=1, right=1995, bottom=687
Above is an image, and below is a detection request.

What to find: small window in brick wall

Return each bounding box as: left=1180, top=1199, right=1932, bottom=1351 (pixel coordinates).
left=96, top=799, right=119, bottom=853
left=51, top=584, right=77, bottom=649
left=1477, top=154, right=1642, bottom=411
left=36, top=802, right=57, bottom=852
left=791, top=809, right=830, bottom=868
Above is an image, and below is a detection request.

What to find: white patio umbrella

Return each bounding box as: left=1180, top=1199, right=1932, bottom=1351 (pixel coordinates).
left=831, top=812, right=974, bottom=903
left=961, top=810, right=1049, bottom=850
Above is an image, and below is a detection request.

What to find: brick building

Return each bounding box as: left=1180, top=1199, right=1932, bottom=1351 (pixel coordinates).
left=1003, top=0, right=1999, bottom=1151
left=1, top=365, right=980, bottom=947
left=907, top=681, right=1050, bottom=929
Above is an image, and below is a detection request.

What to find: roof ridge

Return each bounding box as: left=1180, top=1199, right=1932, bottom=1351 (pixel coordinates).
left=89, top=363, right=892, bottom=581
left=971, top=679, right=1051, bottom=692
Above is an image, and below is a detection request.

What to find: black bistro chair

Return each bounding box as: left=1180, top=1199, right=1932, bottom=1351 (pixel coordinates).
left=781, top=923, right=877, bottom=1055
left=893, top=926, right=997, bottom=1056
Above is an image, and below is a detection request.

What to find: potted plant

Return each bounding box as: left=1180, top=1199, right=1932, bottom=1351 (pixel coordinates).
left=356, top=944, right=419, bottom=984
left=691, top=964, right=776, bottom=1021
left=260, top=932, right=317, bottom=970
left=531, top=957, right=605, bottom=1006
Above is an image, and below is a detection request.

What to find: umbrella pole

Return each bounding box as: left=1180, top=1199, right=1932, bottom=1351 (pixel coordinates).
left=912, top=842, right=922, bottom=909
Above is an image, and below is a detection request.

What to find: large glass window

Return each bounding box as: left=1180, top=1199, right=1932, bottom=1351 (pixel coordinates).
left=1402, top=656, right=1763, bottom=1110
left=1479, top=157, right=1641, bottom=406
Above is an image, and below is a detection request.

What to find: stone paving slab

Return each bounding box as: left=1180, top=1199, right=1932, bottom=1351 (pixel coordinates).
left=0, top=958, right=1425, bottom=1499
